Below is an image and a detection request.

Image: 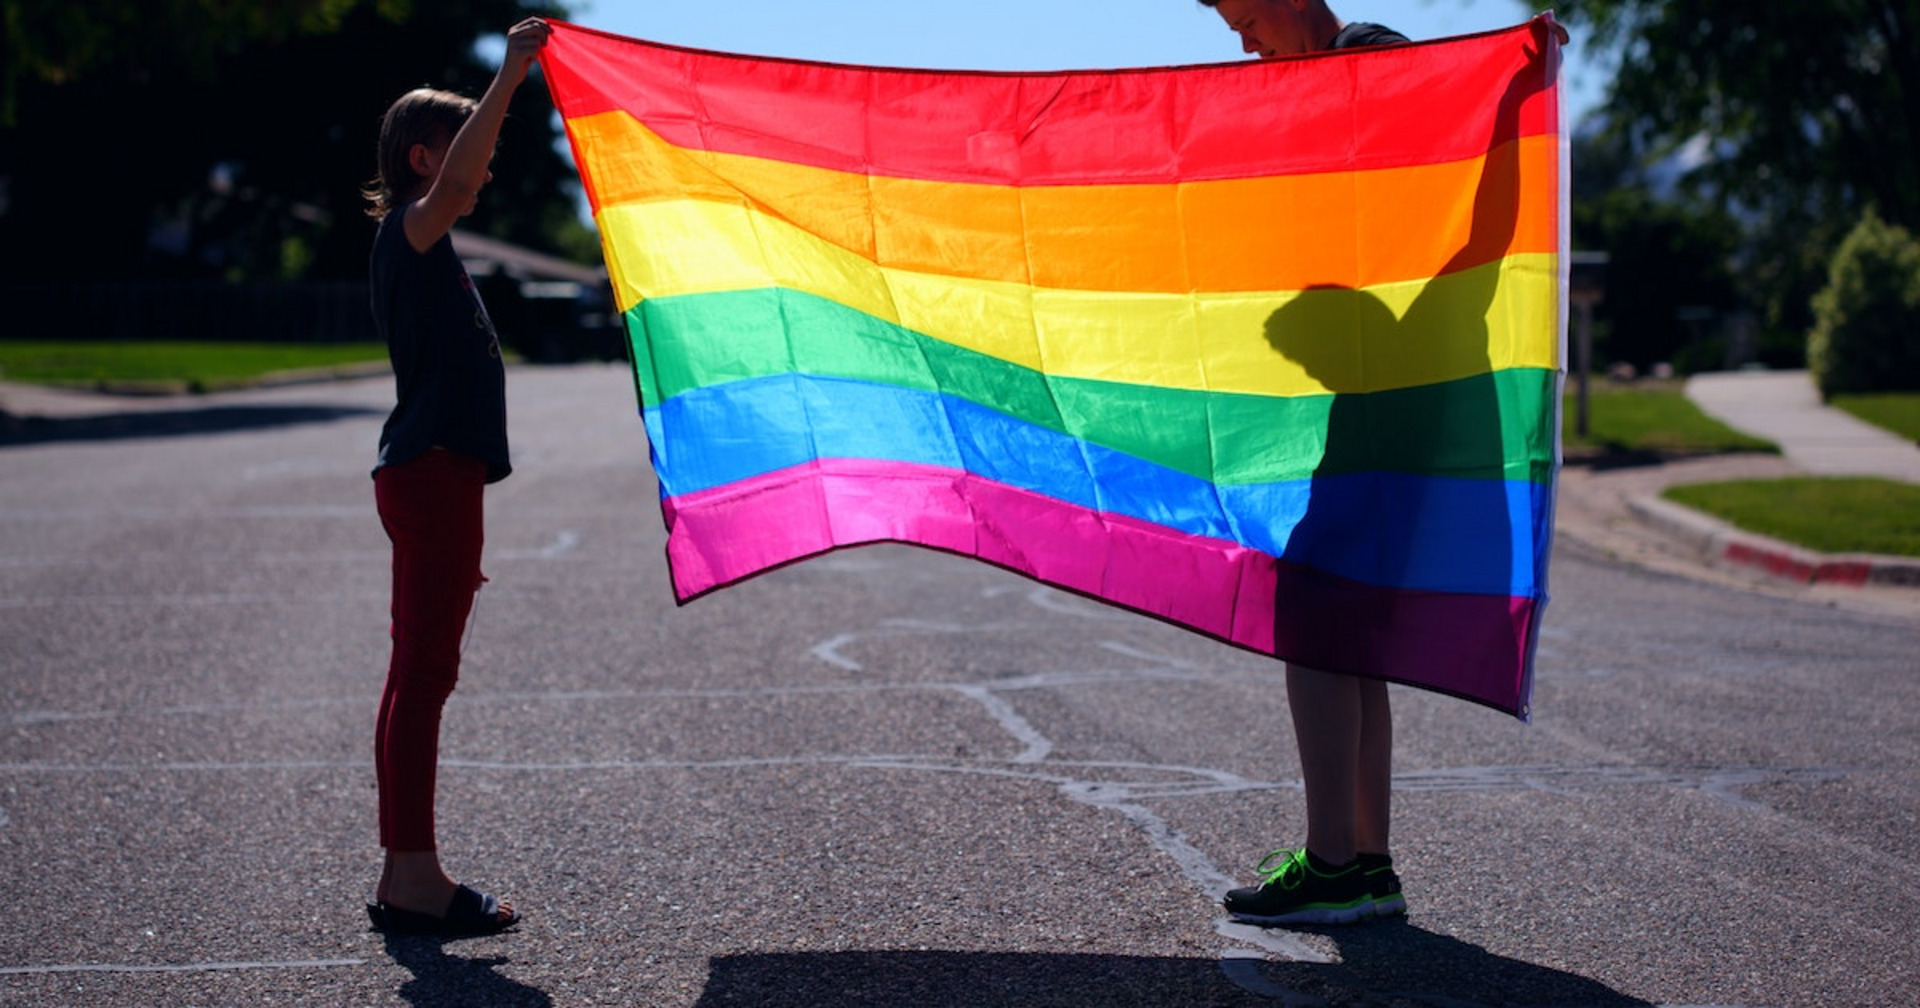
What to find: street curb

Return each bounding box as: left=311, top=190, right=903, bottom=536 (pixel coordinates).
left=1627, top=495, right=1920, bottom=589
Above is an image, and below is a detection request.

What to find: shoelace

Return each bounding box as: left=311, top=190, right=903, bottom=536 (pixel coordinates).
left=1253, top=848, right=1309, bottom=890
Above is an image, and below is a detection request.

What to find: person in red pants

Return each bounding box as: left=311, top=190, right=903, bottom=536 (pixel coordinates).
left=360, top=17, right=550, bottom=937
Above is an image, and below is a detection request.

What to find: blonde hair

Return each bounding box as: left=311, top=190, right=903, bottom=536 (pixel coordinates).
left=362, top=87, right=476, bottom=220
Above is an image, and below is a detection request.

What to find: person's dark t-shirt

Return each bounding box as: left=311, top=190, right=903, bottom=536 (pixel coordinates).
left=370, top=204, right=511, bottom=483
left=1330, top=22, right=1409, bottom=50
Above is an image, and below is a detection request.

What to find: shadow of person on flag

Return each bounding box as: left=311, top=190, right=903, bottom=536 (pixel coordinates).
left=1260, top=21, right=1552, bottom=703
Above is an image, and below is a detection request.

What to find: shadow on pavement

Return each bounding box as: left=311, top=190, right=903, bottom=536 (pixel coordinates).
left=382, top=933, right=552, bottom=1008
left=692, top=924, right=1650, bottom=1006
left=1259, top=918, right=1654, bottom=1006
left=1568, top=447, right=1672, bottom=472
left=0, top=403, right=380, bottom=446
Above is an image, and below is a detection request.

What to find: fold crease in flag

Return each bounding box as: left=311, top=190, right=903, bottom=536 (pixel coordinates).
left=540, top=16, right=1567, bottom=719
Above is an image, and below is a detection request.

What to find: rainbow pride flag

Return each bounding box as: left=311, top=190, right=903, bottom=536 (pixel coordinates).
left=540, top=17, right=1565, bottom=718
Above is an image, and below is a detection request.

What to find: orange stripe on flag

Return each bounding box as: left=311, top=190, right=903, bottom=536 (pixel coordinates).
left=566, top=111, right=1559, bottom=293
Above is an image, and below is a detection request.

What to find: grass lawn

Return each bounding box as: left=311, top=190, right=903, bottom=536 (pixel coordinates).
left=0, top=340, right=387, bottom=392
left=1564, top=379, right=1778, bottom=457
left=1830, top=391, right=1920, bottom=443
left=1664, top=477, right=1920, bottom=557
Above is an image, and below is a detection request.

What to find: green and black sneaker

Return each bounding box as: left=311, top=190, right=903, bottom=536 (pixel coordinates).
left=1358, top=852, right=1406, bottom=918
left=1223, top=848, right=1373, bottom=925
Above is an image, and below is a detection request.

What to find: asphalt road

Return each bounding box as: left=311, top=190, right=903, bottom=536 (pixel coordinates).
left=2, top=364, right=1916, bottom=1007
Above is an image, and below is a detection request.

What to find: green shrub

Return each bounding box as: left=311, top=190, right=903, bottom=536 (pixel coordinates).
left=1808, top=209, right=1920, bottom=397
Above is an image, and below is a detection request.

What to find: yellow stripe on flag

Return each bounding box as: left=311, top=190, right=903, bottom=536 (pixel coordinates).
left=600, top=198, right=1559, bottom=397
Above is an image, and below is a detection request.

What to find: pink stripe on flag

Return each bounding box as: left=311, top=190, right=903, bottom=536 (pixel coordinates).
left=661, top=458, right=1538, bottom=713
left=1271, top=563, right=1538, bottom=715
left=660, top=459, right=1276, bottom=649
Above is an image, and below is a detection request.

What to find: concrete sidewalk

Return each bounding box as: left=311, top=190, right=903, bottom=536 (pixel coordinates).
left=1553, top=370, right=1920, bottom=619
left=1688, top=369, right=1920, bottom=482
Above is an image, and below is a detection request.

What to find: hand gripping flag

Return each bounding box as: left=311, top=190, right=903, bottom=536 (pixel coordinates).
left=539, top=17, right=1566, bottom=719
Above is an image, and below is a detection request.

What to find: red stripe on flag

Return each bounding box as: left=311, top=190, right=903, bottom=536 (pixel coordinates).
left=541, top=19, right=1560, bottom=186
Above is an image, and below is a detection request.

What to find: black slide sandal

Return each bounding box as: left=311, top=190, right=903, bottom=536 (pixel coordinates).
left=368, top=884, right=520, bottom=937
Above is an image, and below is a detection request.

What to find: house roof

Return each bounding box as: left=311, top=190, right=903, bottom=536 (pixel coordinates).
left=450, top=229, right=605, bottom=286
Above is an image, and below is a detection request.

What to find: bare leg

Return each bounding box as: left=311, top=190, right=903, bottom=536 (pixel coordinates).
left=378, top=851, right=460, bottom=915
left=1354, top=676, right=1392, bottom=856
left=1287, top=665, right=1394, bottom=865
left=1287, top=663, right=1360, bottom=865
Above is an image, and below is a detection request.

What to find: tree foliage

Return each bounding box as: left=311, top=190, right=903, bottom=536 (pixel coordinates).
left=1569, top=127, right=1743, bottom=371
left=1809, top=210, right=1920, bottom=396
left=1540, top=1, right=1920, bottom=338
left=1, top=0, right=389, bottom=124
left=0, top=0, right=587, bottom=283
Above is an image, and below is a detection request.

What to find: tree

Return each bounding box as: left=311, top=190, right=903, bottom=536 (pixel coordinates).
left=0, top=0, right=379, bottom=127
left=1569, top=125, right=1743, bottom=371
left=1808, top=210, right=1920, bottom=396
left=1538, top=1, right=1920, bottom=337
left=0, top=0, right=586, bottom=283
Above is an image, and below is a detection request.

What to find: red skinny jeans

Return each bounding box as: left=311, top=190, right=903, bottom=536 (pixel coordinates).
left=373, top=449, right=486, bottom=852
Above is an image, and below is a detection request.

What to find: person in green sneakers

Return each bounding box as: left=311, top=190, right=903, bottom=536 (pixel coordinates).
left=1193, top=0, right=1409, bottom=927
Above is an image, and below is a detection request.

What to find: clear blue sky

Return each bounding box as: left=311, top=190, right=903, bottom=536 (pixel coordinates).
left=566, top=0, right=1607, bottom=123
